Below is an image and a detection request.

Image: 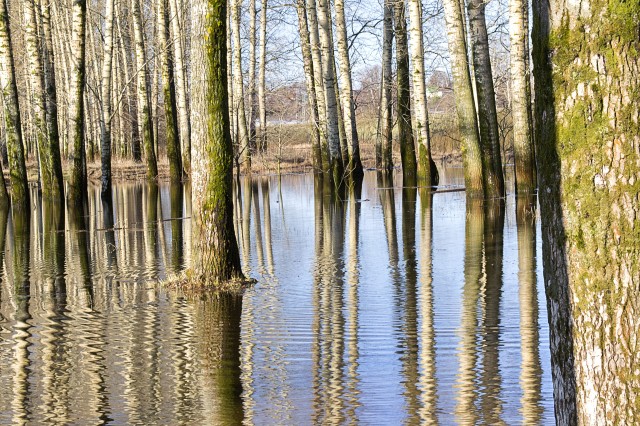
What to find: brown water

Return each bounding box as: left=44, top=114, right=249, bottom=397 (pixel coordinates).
left=0, top=169, right=553, bottom=424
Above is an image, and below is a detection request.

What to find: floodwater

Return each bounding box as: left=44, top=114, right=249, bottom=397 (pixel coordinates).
left=0, top=169, right=554, bottom=424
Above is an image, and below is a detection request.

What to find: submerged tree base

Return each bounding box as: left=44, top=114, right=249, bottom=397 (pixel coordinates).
left=164, top=269, right=257, bottom=294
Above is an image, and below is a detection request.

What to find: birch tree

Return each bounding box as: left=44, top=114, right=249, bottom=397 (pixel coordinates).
left=230, top=0, right=250, bottom=172
left=407, top=0, right=438, bottom=186
left=258, top=0, right=267, bottom=152
left=379, top=0, right=394, bottom=172
left=334, top=0, right=363, bottom=177
left=533, top=0, right=640, bottom=423
left=295, top=0, right=322, bottom=169
left=508, top=0, right=535, bottom=195
left=394, top=0, right=417, bottom=182
left=158, top=0, right=182, bottom=182
left=0, top=0, right=23, bottom=206
left=41, top=0, right=64, bottom=200
left=248, top=0, right=257, bottom=149
left=467, top=0, right=504, bottom=198
left=131, top=0, right=158, bottom=180
left=100, top=0, right=115, bottom=196
left=169, top=0, right=191, bottom=175
left=25, top=0, right=61, bottom=199
left=441, top=0, right=483, bottom=197
left=68, top=0, right=88, bottom=203
left=316, top=0, right=343, bottom=180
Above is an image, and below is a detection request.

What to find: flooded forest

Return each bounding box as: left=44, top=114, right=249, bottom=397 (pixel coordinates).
left=0, top=0, right=638, bottom=423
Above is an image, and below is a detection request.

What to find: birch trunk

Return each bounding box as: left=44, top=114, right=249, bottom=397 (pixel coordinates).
left=41, top=0, right=64, bottom=200
left=441, top=0, right=483, bottom=197
left=100, top=0, right=115, bottom=196
left=131, top=0, right=158, bottom=179
left=158, top=0, right=182, bottom=182
left=380, top=0, right=394, bottom=172
left=248, top=0, right=257, bottom=150
left=316, top=0, right=343, bottom=180
left=25, top=0, right=56, bottom=198
left=0, top=0, right=23, bottom=206
left=407, top=0, right=438, bottom=186
left=508, top=0, right=535, bottom=195
left=295, top=0, right=322, bottom=169
left=394, top=0, right=417, bottom=183
left=533, top=1, right=640, bottom=423
left=169, top=0, right=191, bottom=175
left=306, top=0, right=329, bottom=169
left=258, top=0, right=267, bottom=152
left=67, top=0, right=88, bottom=203
left=467, top=0, right=504, bottom=198
left=334, top=0, right=363, bottom=177
left=230, top=0, right=250, bottom=172
left=190, top=0, right=244, bottom=285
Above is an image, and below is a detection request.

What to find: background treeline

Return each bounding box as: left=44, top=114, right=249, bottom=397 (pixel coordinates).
left=0, top=0, right=524, bottom=196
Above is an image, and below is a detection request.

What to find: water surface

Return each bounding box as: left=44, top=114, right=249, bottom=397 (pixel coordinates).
left=0, top=169, right=553, bottom=424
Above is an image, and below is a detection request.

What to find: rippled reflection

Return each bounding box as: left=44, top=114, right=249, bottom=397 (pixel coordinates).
left=0, top=173, right=554, bottom=424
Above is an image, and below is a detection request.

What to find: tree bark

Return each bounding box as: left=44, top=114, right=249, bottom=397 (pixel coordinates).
left=334, top=0, right=363, bottom=177
left=316, top=0, right=343, bottom=180
left=258, top=0, right=268, bottom=152
left=305, top=0, right=329, bottom=170
left=41, top=0, right=64, bottom=201
left=394, top=0, right=417, bottom=184
left=295, top=0, right=322, bottom=170
left=100, top=0, right=115, bottom=196
left=25, top=0, right=58, bottom=199
left=131, top=0, right=158, bottom=180
left=467, top=0, right=504, bottom=198
left=158, top=0, right=182, bottom=183
left=190, top=0, right=244, bottom=284
left=508, top=0, right=535, bottom=195
left=407, top=0, right=438, bottom=186
left=0, top=0, right=23, bottom=206
left=533, top=0, right=640, bottom=423
left=230, top=0, right=250, bottom=172
left=169, top=0, right=191, bottom=176
left=441, top=0, right=483, bottom=197
left=248, top=0, right=257, bottom=150
left=67, top=0, right=88, bottom=203
left=380, top=0, right=394, bottom=172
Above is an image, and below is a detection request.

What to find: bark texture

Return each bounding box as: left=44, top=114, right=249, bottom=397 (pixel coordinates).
left=0, top=0, right=26, bottom=207
left=190, top=0, right=244, bottom=284
left=533, top=0, right=640, bottom=423
left=68, top=0, right=88, bottom=203
left=509, top=0, right=535, bottom=195
left=100, top=0, right=115, bottom=196
left=441, top=0, right=483, bottom=197
left=380, top=0, right=394, bottom=172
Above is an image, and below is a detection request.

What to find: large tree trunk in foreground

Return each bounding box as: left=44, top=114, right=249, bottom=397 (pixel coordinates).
left=191, top=0, right=244, bottom=285
left=533, top=1, right=640, bottom=423
left=508, top=0, right=535, bottom=195
left=467, top=0, right=504, bottom=199
left=441, top=0, right=483, bottom=197
left=407, top=0, right=438, bottom=187
left=0, top=0, right=25, bottom=207
left=68, top=0, right=88, bottom=203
